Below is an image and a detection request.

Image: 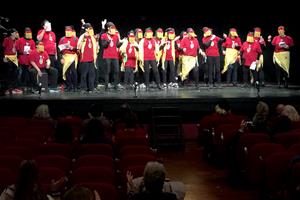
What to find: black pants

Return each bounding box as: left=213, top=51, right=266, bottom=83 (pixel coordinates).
left=29, top=67, right=58, bottom=88
left=104, top=58, right=119, bottom=88
left=78, top=62, right=95, bottom=91
left=162, top=60, right=176, bottom=84
left=124, top=67, right=134, bottom=85
left=275, top=63, right=288, bottom=85
left=206, top=56, right=221, bottom=85
left=65, top=61, right=77, bottom=90
left=4, top=60, right=18, bottom=90
left=252, top=68, right=264, bottom=83
left=226, top=62, right=238, bottom=84
left=190, top=66, right=199, bottom=85
left=242, top=66, right=250, bottom=84
left=144, top=60, right=160, bottom=86
left=20, top=64, right=34, bottom=87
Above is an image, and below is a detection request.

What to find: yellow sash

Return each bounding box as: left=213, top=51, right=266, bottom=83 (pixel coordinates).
left=257, top=54, right=264, bottom=71
left=222, top=48, right=238, bottom=74
left=161, top=40, right=175, bottom=70
left=120, top=39, right=138, bottom=73
left=5, top=55, right=18, bottom=67
left=180, top=56, right=197, bottom=81
left=77, top=34, right=98, bottom=66
left=62, top=54, right=78, bottom=80
left=273, top=51, right=290, bottom=76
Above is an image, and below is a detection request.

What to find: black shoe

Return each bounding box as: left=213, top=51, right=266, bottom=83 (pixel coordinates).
left=157, top=84, right=163, bottom=90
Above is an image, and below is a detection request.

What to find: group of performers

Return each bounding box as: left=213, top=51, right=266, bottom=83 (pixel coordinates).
left=1, top=19, right=294, bottom=94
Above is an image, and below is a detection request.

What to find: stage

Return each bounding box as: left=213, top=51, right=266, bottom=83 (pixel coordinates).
left=1, top=84, right=300, bottom=122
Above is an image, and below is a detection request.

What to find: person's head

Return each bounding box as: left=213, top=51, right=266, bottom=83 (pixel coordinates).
left=229, top=28, right=238, bottom=38
left=83, top=23, right=94, bottom=36
left=276, top=104, right=285, bottom=115
left=34, top=104, right=50, bottom=119
left=145, top=28, right=153, bottom=39
left=281, top=105, right=300, bottom=122
left=143, top=161, right=166, bottom=193
left=14, top=160, right=41, bottom=200
left=256, top=101, right=269, bottom=116
left=278, top=26, right=285, bottom=36
left=246, top=32, right=254, bottom=43
left=63, top=186, right=95, bottom=200
left=24, top=27, right=32, bottom=40
left=88, top=104, right=103, bottom=118
left=9, top=28, right=18, bottom=40
left=106, top=22, right=116, bottom=35
left=180, top=31, right=187, bottom=40
left=65, top=26, right=73, bottom=38
left=187, top=28, right=196, bottom=38
left=254, top=27, right=261, bottom=38
left=36, top=41, right=45, bottom=53
left=156, top=28, right=164, bottom=39
left=128, top=30, right=135, bottom=43
left=215, top=100, right=231, bottom=115
left=167, top=28, right=175, bottom=40
left=135, top=28, right=143, bottom=40
left=202, top=27, right=212, bottom=37
left=42, top=20, right=51, bottom=32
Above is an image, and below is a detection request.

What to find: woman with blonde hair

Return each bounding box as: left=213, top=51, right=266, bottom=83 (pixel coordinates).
left=33, top=104, right=52, bottom=120
left=281, top=105, right=300, bottom=122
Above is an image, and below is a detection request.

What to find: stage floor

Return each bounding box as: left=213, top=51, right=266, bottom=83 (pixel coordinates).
left=1, top=84, right=300, bottom=121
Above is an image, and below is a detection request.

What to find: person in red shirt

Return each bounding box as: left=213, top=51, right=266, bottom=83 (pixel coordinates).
left=16, top=27, right=36, bottom=92
left=37, top=20, right=59, bottom=82
left=134, top=28, right=145, bottom=88
left=240, top=32, right=262, bottom=87
left=29, top=42, right=58, bottom=90
left=58, top=26, right=79, bottom=92
left=160, top=28, right=178, bottom=88
left=253, top=27, right=266, bottom=87
left=202, top=27, right=226, bottom=88
left=270, top=26, right=294, bottom=88
left=138, top=28, right=162, bottom=91
left=2, top=28, right=22, bottom=94
left=120, top=31, right=139, bottom=89
left=101, top=22, right=123, bottom=91
left=179, top=28, right=204, bottom=88
left=77, top=23, right=98, bottom=93
left=221, top=28, right=242, bottom=86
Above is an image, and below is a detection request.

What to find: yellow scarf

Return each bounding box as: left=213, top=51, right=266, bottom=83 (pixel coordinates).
left=257, top=54, right=264, bottom=71
left=161, top=40, right=175, bottom=70
left=180, top=55, right=198, bottom=81
left=119, top=39, right=139, bottom=72
left=273, top=51, right=290, bottom=76
left=62, top=54, right=78, bottom=80
left=5, top=55, right=18, bottom=67
left=77, top=34, right=98, bottom=66
left=222, top=48, right=238, bottom=74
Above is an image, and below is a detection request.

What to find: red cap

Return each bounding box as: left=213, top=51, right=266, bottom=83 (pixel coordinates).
left=278, top=26, right=285, bottom=30
left=254, top=27, right=261, bottom=32
left=230, top=28, right=237, bottom=32
left=156, top=28, right=163, bottom=33
left=202, top=27, right=211, bottom=33
left=247, top=32, right=254, bottom=37
left=187, top=28, right=194, bottom=33
left=168, top=30, right=175, bottom=34
left=128, top=32, right=135, bottom=37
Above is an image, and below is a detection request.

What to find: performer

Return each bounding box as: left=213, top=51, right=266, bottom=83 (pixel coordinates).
left=271, top=26, right=294, bottom=88
left=101, top=22, right=123, bottom=90
left=155, top=28, right=166, bottom=88
left=175, top=31, right=187, bottom=86
left=240, top=32, right=262, bottom=87
left=221, top=28, right=242, bottom=86
left=29, top=41, right=58, bottom=90
left=119, top=31, right=139, bottom=89
left=134, top=28, right=145, bottom=88
left=138, top=28, right=162, bottom=91
left=2, top=28, right=22, bottom=94
left=16, top=27, right=36, bottom=92
left=253, top=27, right=266, bottom=86
left=37, top=20, right=59, bottom=82
left=161, top=28, right=178, bottom=88
left=179, top=28, right=204, bottom=88
left=58, top=26, right=78, bottom=92
left=202, top=27, right=225, bottom=88
left=77, top=23, right=98, bottom=92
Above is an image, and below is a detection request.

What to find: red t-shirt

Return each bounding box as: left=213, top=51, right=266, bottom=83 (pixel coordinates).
left=254, top=37, right=266, bottom=47
left=29, top=49, right=49, bottom=69
left=180, top=37, right=199, bottom=57
left=101, top=33, right=119, bottom=59
left=37, top=29, right=57, bottom=55
left=80, top=36, right=94, bottom=62
left=2, top=37, right=17, bottom=55
left=58, top=36, right=78, bottom=55
left=124, top=43, right=137, bottom=68
left=143, top=38, right=156, bottom=60
left=165, top=40, right=174, bottom=61
left=241, top=42, right=262, bottom=66
left=202, top=35, right=220, bottom=56
left=16, top=37, right=36, bottom=65
left=222, top=37, right=242, bottom=49
left=272, top=35, right=294, bottom=52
